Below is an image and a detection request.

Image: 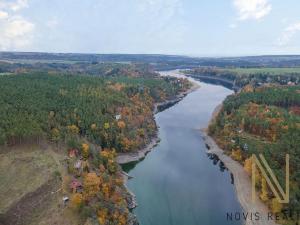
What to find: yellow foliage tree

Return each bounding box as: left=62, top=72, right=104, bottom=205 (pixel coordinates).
left=102, top=183, right=110, bottom=199
left=137, top=128, right=145, bottom=137
left=271, top=198, right=283, bottom=213
left=83, top=172, right=101, bottom=199
left=81, top=143, right=90, bottom=159
left=244, top=157, right=252, bottom=174
left=70, top=193, right=83, bottom=209
left=260, top=178, right=269, bottom=202
left=67, top=124, right=80, bottom=134
left=104, top=122, right=110, bottom=129
left=118, top=214, right=127, bottom=225
left=231, top=149, right=242, bottom=161
left=98, top=208, right=108, bottom=225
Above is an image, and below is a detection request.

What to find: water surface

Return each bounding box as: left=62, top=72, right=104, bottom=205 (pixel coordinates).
left=125, top=75, right=242, bottom=225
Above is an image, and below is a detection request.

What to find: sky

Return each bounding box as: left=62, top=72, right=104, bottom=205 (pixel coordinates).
left=0, top=0, right=300, bottom=56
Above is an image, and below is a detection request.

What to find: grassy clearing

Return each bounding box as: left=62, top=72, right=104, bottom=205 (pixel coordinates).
left=0, top=145, right=58, bottom=214
left=0, top=145, right=82, bottom=225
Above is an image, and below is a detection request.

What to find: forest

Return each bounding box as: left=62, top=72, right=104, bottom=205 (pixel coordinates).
left=0, top=72, right=189, bottom=150
left=209, top=85, right=300, bottom=224
left=184, top=67, right=300, bottom=87
left=0, top=67, right=190, bottom=225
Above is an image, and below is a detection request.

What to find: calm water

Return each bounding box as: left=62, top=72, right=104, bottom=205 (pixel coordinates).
left=124, top=75, right=243, bottom=225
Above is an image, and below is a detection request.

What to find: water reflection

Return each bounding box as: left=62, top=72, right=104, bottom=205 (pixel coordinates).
left=191, top=76, right=240, bottom=92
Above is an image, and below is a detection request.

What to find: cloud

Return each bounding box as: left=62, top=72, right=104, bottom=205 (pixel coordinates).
left=0, top=0, right=34, bottom=50
left=4, top=17, right=34, bottom=38
left=0, top=10, right=8, bottom=19
left=0, top=17, right=34, bottom=50
left=277, top=22, right=300, bottom=46
left=0, top=0, right=28, bottom=12
left=10, top=0, right=28, bottom=11
left=136, top=0, right=185, bottom=45
left=233, top=0, right=272, bottom=21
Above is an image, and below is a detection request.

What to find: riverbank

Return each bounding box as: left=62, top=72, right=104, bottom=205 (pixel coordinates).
left=116, top=137, right=160, bottom=164
left=202, top=105, right=279, bottom=225
left=117, top=72, right=200, bottom=225
left=117, top=76, right=199, bottom=165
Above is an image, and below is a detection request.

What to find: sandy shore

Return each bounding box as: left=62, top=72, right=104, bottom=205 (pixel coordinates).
left=202, top=106, right=279, bottom=225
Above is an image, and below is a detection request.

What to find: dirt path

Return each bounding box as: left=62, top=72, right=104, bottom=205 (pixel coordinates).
left=202, top=132, right=279, bottom=225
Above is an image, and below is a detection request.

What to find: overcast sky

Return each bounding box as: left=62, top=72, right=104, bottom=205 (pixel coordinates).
left=0, top=0, right=300, bottom=56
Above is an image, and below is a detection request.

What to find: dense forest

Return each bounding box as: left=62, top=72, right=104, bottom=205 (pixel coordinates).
left=0, top=67, right=190, bottom=225
left=184, top=67, right=300, bottom=87
left=0, top=60, right=157, bottom=78
left=0, top=73, right=189, bottom=150
left=209, top=85, right=300, bottom=224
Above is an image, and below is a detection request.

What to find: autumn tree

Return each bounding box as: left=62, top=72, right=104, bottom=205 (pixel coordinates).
left=231, top=148, right=242, bottom=161
left=117, top=121, right=126, bottom=129
left=244, top=157, right=252, bottom=174
left=82, top=143, right=90, bottom=159
left=68, top=124, right=80, bottom=135
left=271, top=198, right=283, bottom=213
left=51, top=128, right=60, bottom=142
left=83, top=172, right=101, bottom=199
left=260, top=178, right=269, bottom=202
left=70, top=193, right=83, bottom=210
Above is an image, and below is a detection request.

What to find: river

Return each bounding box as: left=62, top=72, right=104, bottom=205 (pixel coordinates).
left=123, top=71, right=243, bottom=225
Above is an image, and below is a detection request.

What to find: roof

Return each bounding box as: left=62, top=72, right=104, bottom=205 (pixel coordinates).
left=70, top=179, right=82, bottom=189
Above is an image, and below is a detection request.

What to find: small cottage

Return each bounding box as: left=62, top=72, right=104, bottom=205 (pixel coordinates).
left=68, top=149, right=78, bottom=158
left=70, top=179, right=83, bottom=193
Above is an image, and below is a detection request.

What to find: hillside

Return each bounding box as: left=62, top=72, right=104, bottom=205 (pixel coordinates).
left=0, top=66, right=191, bottom=225
left=208, top=85, right=300, bottom=225
left=184, top=67, right=300, bottom=88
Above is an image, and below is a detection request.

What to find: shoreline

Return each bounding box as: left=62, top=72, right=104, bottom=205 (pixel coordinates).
left=116, top=76, right=199, bottom=165
left=116, top=137, right=160, bottom=164
left=117, top=71, right=200, bottom=224
left=201, top=105, right=279, bottom=225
